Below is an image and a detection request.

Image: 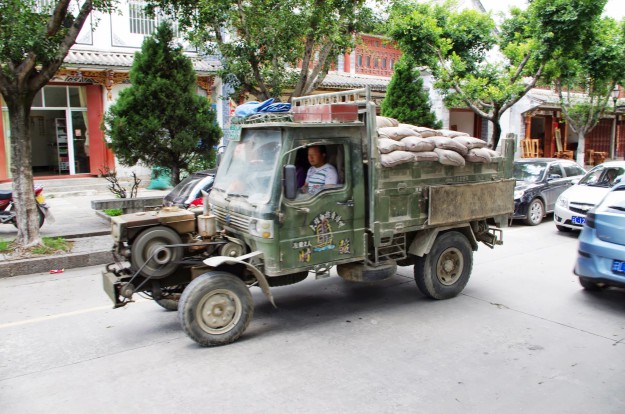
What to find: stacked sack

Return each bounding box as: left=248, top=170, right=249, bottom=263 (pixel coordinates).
left=376, top=116, right=500, bottom=168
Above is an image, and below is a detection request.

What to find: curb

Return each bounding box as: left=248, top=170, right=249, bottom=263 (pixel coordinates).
left=0, top=250, right=113, bottom=278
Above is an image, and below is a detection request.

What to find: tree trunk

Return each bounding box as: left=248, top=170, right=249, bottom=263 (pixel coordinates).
left=576, top=131, right=586, bottom=167
left=491, top=118, right=502, bottom=150
left=171, top=165, right=181, bottom=186
left=6, top=94, right=41, bottom=248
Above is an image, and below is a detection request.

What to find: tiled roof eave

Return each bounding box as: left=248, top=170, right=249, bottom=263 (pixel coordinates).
left=64, top=50, right=220, bottom=74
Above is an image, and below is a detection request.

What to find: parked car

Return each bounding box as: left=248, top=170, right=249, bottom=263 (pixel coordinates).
left=554, top=161, right=625, bottom=231
left=163, top=169, right=216, bottom=208
left=574, top=182, right=625, bottom=291
left=513, top=158, right=586, bottom=225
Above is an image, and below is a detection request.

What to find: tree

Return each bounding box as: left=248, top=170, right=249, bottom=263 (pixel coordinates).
left=147, top=0, right=379, bottom=100
left=386, top=0, right=607, bottom=149
left=104, top=23, right=222, bottom=186
left=546, top=16, right=625, bottom=165
left=381, top=56, right=442, bottom=129
left=0, top=0, right=116, bottom=248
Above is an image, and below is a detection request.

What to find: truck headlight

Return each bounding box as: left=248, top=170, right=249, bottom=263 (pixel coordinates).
left=249, top=219, right=274, bottom=239
left=556, top=195, right=568, bottom=208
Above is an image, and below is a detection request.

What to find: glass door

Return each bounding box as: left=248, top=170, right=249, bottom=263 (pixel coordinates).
left=70, top=110, right=90, bottom=174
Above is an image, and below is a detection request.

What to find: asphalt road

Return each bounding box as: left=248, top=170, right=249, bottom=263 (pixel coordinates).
left=1, top=220, right=624, bottom=413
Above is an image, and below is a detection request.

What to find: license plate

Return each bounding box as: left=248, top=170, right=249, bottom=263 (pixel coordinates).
left=572, top=216, right=586, bottom=225
left=613, top=260, right=625, bottom=275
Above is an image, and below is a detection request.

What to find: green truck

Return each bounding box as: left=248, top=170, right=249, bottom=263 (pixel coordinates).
left=102, top=88, right=515, bottom=346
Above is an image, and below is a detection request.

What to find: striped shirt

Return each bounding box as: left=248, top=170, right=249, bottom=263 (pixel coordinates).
left=306, top=164, right=339, bottom=195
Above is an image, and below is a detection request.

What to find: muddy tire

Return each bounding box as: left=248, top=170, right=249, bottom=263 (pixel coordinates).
left=130, top=226, right=183, bottom=278
left=524, top=198, right=544, bottom=226
left=414, top=231, right=473, bottom=299
left=178, top=271, right=253, bottom=347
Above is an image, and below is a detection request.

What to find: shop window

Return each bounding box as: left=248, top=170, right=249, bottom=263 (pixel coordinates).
left=69, top=87, right=82, bottom=107
left=129, top=0, right=179, bottom=36
left=44, top=86, right=67, bottom=107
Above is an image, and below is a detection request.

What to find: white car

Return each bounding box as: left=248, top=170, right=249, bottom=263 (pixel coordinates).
left=554, top=161, right=625, bottom=231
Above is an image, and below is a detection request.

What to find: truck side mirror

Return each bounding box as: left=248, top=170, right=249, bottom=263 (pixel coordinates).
left=284, top=165, right=298, bottom=200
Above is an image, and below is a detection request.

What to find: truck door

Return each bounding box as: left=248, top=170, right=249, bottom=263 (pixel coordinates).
left=278, top=142, right=358, bottom=270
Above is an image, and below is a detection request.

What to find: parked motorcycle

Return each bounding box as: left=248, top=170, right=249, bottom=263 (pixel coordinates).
left=0, top=186, right=52, bottom=228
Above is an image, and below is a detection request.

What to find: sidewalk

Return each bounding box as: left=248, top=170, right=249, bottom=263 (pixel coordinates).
left=0, top=188, right=170, bottom=278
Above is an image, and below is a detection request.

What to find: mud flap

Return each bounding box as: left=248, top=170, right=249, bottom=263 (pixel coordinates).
left=203, top=251, right=276, bottom=308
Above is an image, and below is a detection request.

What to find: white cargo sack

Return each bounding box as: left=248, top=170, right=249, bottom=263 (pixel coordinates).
left=380, top=151, right=415, bottom=167
left=376, top=116, right=399, bottom=128
left=453, top=136, right=488, bottom=150
left=465, top=148, right=492, bottom=163
left=401, top=136, right=436, bottom=152
left=437, top=129, right=470, bottom=138
left=378, top=126, right=417, bottom=141
left=425, top=136, right=469, bottom=156
left=434, top=148, right=466, bottom=167
left=377, top=138, right=406, bottom=154
left=413, top=151, right=439, bottom=162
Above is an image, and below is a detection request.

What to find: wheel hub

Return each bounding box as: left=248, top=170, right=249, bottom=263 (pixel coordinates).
left=436, top=248, right=464, bottom=286
left=197, top=289, right=242, bottom=333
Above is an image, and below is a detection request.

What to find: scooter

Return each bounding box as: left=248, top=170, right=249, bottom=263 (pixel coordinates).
left=0, top=186, right=53, bottom=228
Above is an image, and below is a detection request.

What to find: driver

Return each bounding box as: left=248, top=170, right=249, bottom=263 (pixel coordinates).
left=300, top=145, right=338, bottom=196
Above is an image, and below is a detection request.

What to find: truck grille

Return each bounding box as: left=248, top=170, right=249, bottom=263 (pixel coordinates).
left=212, top=205, right=250, bottom=233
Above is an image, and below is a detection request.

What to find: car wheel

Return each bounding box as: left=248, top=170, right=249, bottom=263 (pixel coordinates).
left=556, top=224, right=572, bottom=232
left=524, top=198, right=544, bottom=226
left=579, top=276, right=602, bottom=291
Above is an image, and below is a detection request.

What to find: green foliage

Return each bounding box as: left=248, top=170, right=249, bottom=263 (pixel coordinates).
left=104, top=22, right=222, bottom=185
left=103, top=208, right=123, bottom=217
left=381, top=57, right=441, bottom=129
left=31, top=237, right=72, bottom=255
left=147, top=0, right=380, bottom=99
left=0, top=239, right=10, bottom=253
left=386, top=0, right=609, bottom=148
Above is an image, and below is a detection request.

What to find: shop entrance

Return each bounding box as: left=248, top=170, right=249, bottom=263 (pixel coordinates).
left=29, top=108, right=90, bottom=176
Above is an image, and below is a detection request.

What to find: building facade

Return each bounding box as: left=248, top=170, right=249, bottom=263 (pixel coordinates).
left=0, top=1, right=221, bottom=181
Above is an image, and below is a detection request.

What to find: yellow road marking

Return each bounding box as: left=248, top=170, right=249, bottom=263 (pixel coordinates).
left=0, top=299, right=147, bottom=329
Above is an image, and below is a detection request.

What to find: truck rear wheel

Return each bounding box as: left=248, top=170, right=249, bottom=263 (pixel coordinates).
left=414, top=231, right=473, bottom=299
left=178, top=271, right=253, bottom=347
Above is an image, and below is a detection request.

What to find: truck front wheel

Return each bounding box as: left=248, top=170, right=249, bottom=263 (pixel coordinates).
left=178, top=271, right=253, bottom=346
left=414, top=231, right=473, bottom=299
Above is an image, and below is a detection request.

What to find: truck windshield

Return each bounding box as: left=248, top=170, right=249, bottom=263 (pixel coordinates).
left=212, top=128, right=281, bottom=204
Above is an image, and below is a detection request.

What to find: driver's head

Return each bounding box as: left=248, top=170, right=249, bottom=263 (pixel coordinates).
left=307, top=145, right=327, bottom=168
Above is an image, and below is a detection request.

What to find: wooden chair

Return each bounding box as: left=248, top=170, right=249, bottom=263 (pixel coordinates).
left=521, top=139, right=539, bottom=158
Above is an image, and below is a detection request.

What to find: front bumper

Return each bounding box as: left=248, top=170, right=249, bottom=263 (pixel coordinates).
left=554, top=204, right=585, bottom=230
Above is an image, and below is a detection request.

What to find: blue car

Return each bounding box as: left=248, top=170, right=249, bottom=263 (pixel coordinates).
left=574, top=182, right=625, bottom=291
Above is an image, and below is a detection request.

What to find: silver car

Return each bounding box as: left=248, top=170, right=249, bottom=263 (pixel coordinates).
left=554, top=161, right=625, bottom=231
